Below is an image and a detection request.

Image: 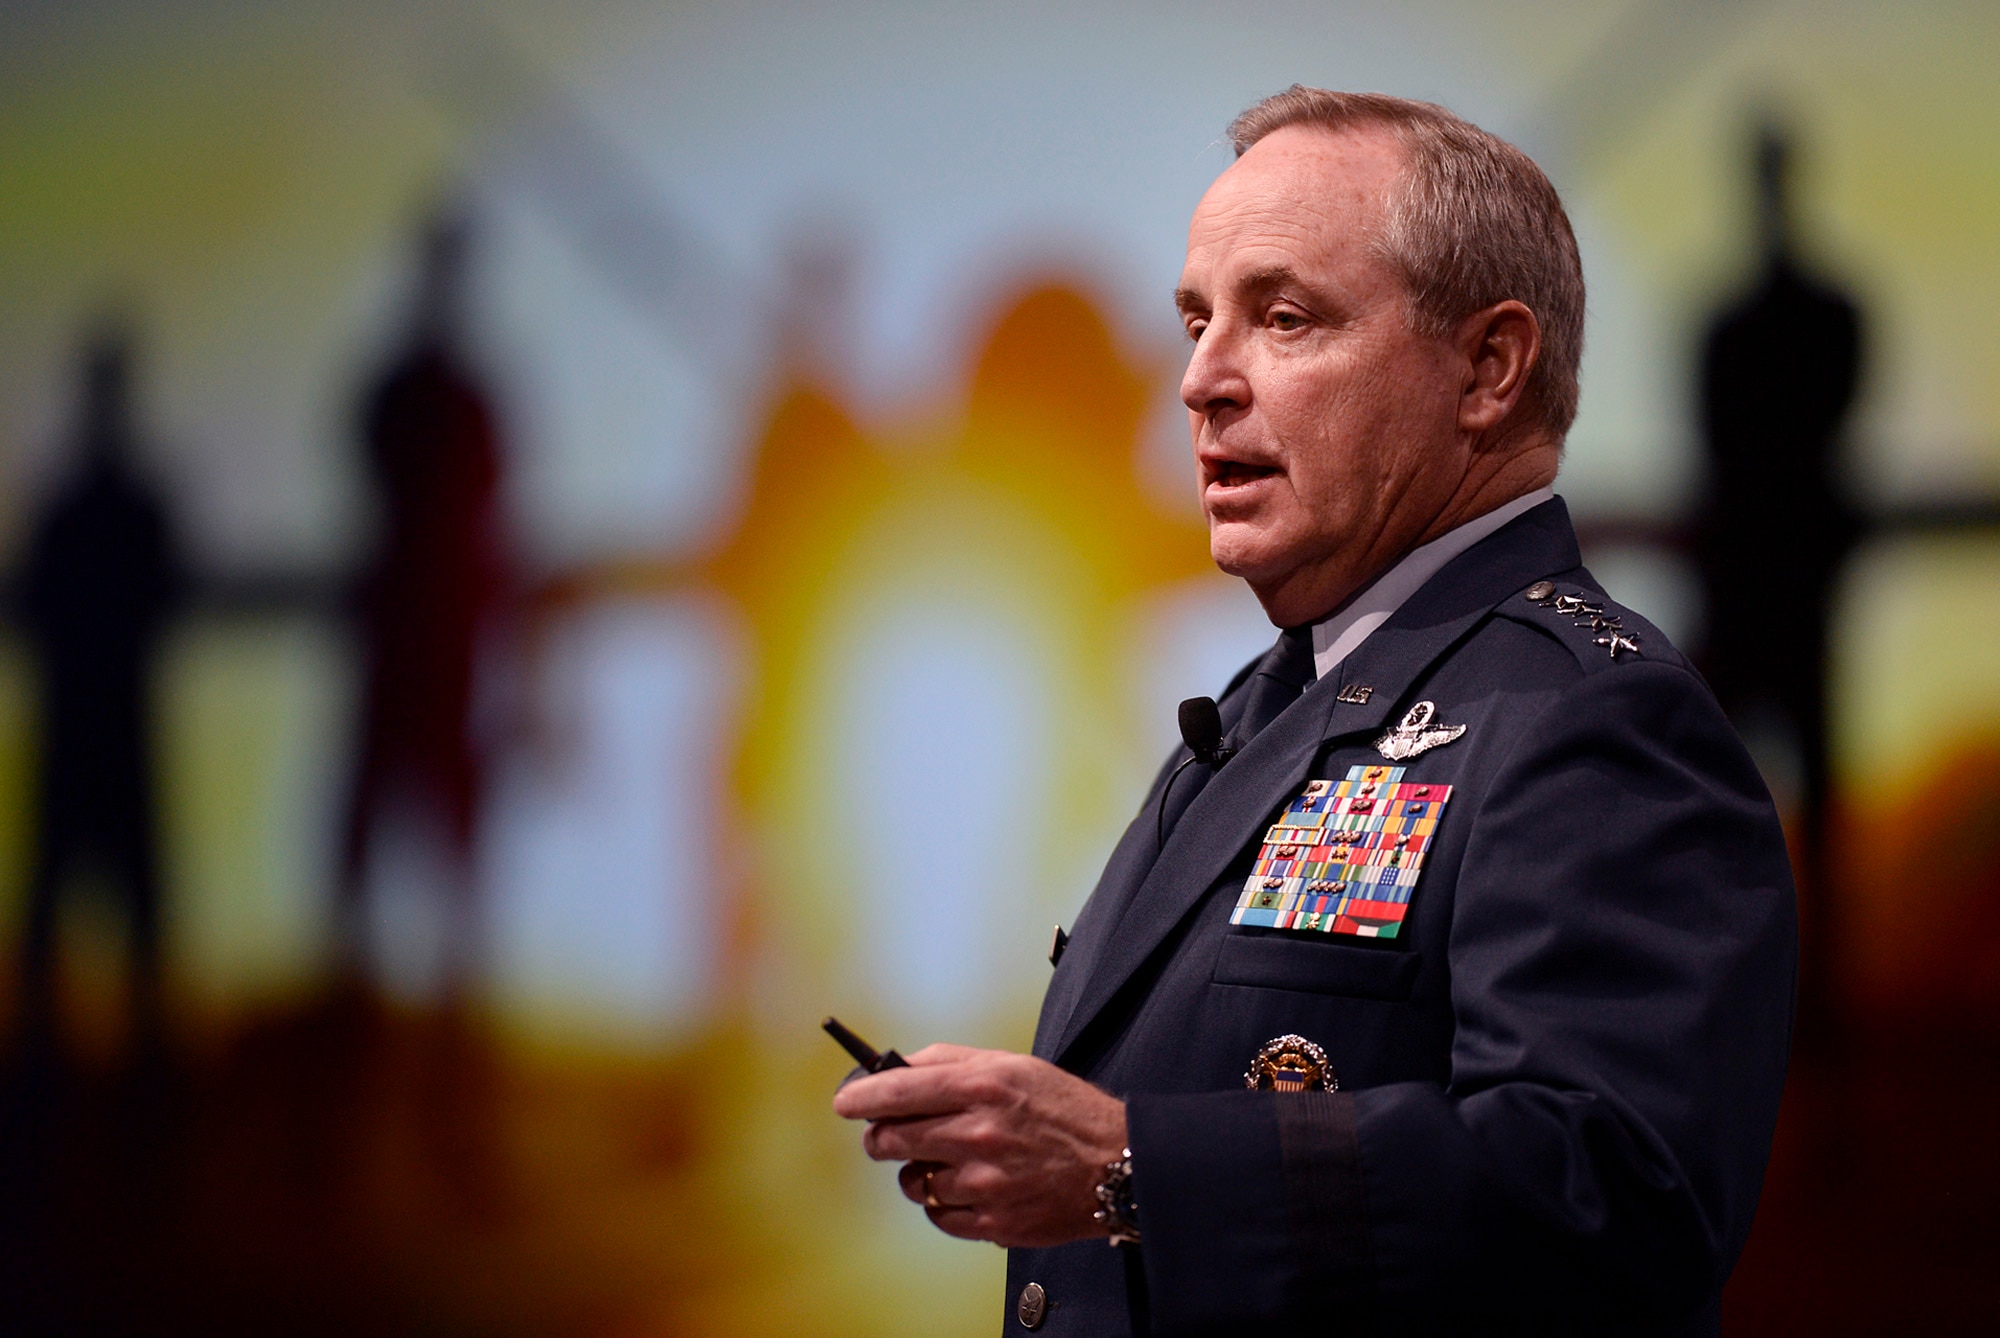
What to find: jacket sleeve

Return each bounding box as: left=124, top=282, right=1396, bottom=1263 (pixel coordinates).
left=1125, top=661, right=1798, bottom=1333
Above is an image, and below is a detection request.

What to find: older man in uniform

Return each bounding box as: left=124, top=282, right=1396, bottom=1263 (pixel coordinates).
left=835, top=87, right=1795, bottom=1336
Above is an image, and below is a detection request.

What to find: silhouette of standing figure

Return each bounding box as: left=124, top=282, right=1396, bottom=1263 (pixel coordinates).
left=16, top=325, right=185, bottom=1067
left=1697, top=122, right=1864, bottom=1049
left=334, top=210, right=509, bottom=997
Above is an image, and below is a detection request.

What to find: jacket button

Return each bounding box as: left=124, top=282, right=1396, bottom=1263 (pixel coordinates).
left=1017, top=1281, right=1047, bottom=1329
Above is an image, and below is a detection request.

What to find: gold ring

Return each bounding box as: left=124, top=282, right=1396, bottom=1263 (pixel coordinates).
left=923, top=1167, right=942, bottom=1210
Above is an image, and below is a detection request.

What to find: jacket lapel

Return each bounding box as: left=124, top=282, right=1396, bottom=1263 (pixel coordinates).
left=1047, top=498, right=1585, bottom=1066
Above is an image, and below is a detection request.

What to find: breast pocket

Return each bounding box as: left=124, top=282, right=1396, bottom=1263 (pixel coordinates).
left=1211, top=931, right=1420, bottom=1001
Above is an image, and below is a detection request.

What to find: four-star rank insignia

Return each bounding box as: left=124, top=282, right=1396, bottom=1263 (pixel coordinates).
left=1525, top=580, right=1643, bottom=662
left=1229, top=764, right=1454, bottom=939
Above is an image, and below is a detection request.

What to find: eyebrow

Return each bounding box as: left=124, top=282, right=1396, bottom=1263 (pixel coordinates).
left=1239, top=264, right=1305, bottom=295
left=1174, top=264, right=1308, bottom=315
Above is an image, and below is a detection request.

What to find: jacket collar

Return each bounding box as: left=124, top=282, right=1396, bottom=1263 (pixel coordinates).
left=1048, top=496, right=1584, bottom=1064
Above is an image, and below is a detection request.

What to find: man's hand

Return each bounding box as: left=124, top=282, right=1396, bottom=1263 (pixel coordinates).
left=831, top=1043, right=1128, bottom=1248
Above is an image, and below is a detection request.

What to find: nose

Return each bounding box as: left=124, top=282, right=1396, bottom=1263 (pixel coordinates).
left=1180, top=319, right=1249, bottom=419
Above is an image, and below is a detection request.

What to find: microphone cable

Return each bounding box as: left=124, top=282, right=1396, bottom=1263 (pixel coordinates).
left=1157, top=696, right=1235, bottom=849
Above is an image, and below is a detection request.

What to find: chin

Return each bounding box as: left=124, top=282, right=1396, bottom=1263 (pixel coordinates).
left=1207, top=523, right=1285, bottom=585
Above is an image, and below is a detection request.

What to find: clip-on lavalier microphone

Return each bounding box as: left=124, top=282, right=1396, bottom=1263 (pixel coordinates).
left=1156, top=696, right=1237, bottom=848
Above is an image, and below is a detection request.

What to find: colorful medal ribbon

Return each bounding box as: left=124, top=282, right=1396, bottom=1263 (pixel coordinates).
left=1227, top=764, right=1453, bottom=940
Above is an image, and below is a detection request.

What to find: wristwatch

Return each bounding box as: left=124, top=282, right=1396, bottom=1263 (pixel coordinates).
left=1092, top=1147, right=1141, bottom=1246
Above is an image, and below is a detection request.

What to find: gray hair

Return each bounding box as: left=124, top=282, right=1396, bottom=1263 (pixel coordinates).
left=1229, top=86, right=1585, bottom=439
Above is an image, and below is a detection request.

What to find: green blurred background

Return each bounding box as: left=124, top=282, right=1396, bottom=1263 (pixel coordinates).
left=2, top=1, right=1998, bottom=1332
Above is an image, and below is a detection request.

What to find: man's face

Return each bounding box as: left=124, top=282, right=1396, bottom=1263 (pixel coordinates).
left=1177, top=124, right=1470, bottom=625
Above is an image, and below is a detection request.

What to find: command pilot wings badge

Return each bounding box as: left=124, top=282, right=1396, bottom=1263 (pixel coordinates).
left=1374, top=700, right=1465, bottom=761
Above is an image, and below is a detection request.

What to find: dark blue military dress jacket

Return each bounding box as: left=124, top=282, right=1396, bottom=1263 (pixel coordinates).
left=1009, top=498, right=1796, bottom=1336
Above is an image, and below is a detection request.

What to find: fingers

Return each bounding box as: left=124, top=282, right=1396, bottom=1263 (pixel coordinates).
left=865, top=1114, right=947, bottom=1162
left=897, top=1159, right=966, bottom=1208
left=897, top=1160, right=932, bottom=1205
left=835, top=1042, right=1127, bottom=1249
left=827, top=1043, right=981, bottom=1123
left=899, top=1161, right=991, bottom=1241
left=923, top=1201, right=988, bottom=1240
left=832, top=1049, right=1004, bottom=1122
left=861, top=1109, right=988, bottom=1164
left=902, top=1042, right=983, bottom=1066
left=898, top=1159, right=999, bottom=1207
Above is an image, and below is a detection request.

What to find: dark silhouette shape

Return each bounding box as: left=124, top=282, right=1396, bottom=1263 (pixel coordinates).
left=318, top=207, right=518, bottom=1225
left=14, top=324, right=186, bottom=1069
left=1696, top=121, right=1864, bottom=1051
left=333, top=209, right=511, bottom=998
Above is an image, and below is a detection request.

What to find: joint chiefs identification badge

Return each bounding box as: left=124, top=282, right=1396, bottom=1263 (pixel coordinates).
left=1228, top=764, right=1454, bottom=940
left=1245, top=1034, right=1336, bottom=1092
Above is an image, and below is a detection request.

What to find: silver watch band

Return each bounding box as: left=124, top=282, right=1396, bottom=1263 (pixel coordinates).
left=1092, top=1146, right=1140, bottom=1246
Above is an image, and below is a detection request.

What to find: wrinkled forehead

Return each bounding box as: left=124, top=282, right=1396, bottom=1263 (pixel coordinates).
left=1184, top=124, right=1406, bottom=279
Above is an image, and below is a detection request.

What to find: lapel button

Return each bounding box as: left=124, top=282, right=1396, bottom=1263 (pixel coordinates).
left=1018, top=1282, right=1047, bottom=1328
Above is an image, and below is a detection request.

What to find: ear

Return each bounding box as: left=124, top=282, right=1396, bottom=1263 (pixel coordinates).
left=1454, top=300, right=1540, bottom=440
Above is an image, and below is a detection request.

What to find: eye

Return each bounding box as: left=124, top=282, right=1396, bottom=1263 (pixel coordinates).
left=1270, top=309, right=1307, bottom=331
left=1184, top=318, right=1207, bottom=343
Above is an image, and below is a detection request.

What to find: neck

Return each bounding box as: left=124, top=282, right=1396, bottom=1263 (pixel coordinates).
left=1255, top=432, right=1561, bottom=627
left=1411, top=429, right=1559, bottom=550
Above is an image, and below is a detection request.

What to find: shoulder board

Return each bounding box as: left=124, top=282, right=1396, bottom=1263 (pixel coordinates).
left=1495, top=578, right=1682, bottom=674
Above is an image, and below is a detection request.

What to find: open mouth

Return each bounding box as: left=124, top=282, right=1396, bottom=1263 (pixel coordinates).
left=1210, top=459, right=1280, bottom=488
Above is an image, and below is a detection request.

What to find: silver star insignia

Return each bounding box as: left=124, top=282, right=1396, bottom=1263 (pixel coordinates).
left=1374, top=700, right=1467, bottom=761
left=1595, top=631, right=1641, bottom=659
